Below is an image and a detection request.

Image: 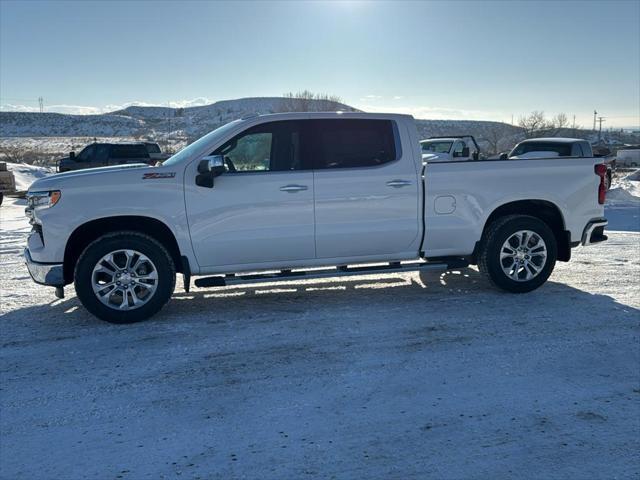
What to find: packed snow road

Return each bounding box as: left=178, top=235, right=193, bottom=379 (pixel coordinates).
left=1, top=197, right=639, bottom=479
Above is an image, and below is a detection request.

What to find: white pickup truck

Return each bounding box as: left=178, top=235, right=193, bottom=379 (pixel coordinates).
left=24, top=112, right=609, bottom=323
left=420, top=136, right=480, bottom=162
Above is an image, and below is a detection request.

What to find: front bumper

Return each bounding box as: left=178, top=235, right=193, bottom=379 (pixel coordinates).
left=24, top=248, right=64, bottom=286
left=581, top=219, right=608, bottom=246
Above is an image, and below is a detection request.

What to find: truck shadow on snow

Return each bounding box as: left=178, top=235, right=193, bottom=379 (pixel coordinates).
left=3, top=267, right=639, bottom=329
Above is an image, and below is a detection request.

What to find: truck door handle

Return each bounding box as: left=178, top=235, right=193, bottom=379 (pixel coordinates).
left=279, top=184, right=308, bottom=193
left=386, top=180, right=412, bottom=188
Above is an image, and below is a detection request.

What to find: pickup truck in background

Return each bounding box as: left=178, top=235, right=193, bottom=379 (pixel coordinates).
left=504, top=137, right=613, bottom=188
left=420, top=135, right=480, bottom=162
left=504, top=138, right=593, bottom=160
left=57, top=142, right=166, bottom=172
left=24, top=113, right=608, bottom=323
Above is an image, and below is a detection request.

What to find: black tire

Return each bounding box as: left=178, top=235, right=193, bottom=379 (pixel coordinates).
left=74, top=232, right=176, bottom=323
left=478, top=215, right=557, bottom=293
left=0, top=192, right=3, bottom=206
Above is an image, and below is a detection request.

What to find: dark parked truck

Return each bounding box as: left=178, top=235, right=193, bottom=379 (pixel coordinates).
left=57, top=142, right=166, bottom=172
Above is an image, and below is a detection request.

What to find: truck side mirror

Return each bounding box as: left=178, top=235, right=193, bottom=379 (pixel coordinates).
left=499, top=152, right=508, bottom=160
left=69, top=151, right=76, bottom=160
left=196, top=155, right=225, bottom=188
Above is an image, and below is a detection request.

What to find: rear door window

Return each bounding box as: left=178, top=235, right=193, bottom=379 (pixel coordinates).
left=94, top=145, right=110, bottom=162
left=110, top=145, right=149, bottom=158
left=311, top=119, right=398, bottom=169
left=571, top=143, right=583, bottom=157
left=452, top=141, right=467, bottom=157
left=581, top=142, right=593, bottom=157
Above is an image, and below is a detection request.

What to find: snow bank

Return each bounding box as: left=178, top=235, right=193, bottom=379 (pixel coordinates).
left=5, top=162, right=54, bottom=191
left=608, top=169, right=640, bottom=206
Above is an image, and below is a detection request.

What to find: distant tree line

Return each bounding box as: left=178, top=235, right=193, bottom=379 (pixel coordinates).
left=281, top=90, right=347, bottom=112
left=518, top=111, right=577, bottom=138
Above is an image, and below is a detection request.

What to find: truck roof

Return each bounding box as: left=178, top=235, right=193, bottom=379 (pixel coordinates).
left=519, top=137, right=585, bottom=144
left=240, top=111, right=416, bottom=122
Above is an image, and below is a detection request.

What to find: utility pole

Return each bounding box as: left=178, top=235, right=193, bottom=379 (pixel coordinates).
left=511, top=114, right=514, bottom=125
left=572, top=115, right=576, bottom=129
left=597, top=116, right=606, bottom=140
left=167, top=101, right=172, bottom=142
left=38, top=96, right=44, bottom=113
left=593, top=110, right=597, bottom=131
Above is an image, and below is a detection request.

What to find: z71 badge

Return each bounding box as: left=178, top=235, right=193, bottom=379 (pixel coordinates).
left=142, top=172, right=176, bottom=180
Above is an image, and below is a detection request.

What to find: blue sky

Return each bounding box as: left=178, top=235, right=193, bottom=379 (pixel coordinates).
left=1, top=0, right=638, bottom=127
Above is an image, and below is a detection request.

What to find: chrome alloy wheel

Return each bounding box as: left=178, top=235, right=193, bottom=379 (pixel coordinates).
left=499, top=230, right=548, bottom=282
left=91, top=249, right=158, bottom=310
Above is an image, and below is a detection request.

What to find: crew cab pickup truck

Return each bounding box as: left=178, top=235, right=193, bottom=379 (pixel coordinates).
left=24, top=113, right=609, bottom=323
left=504, top=138, right=593, bottom=160
left=504, top=137, right=613, bottom=188
left=58, top=142, right=158, bottom=172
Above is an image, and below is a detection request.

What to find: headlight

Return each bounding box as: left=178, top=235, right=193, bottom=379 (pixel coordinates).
left=25, top=191, right=61, bottom=223
left=27, top=190, right=61, bottom=209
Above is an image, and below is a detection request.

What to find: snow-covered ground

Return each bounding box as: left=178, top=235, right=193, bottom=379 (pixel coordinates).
left=0, top=170, right=639, bottom=479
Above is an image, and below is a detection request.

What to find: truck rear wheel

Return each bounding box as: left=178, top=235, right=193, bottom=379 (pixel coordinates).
left=74, top=232, right=176, bottom=323
left=478, top=215, right=557, bottom=293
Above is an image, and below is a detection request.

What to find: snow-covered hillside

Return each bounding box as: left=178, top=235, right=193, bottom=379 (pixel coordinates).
left=1, top=96, right=524, bottom=153
left=414, top=119, right=523, bottom=152
left=0, top=97, right=358, bottom=140
left=0, top=112, right=145, bottom=137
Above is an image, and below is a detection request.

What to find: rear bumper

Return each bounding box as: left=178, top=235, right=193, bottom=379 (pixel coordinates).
left=24, top=248, right=64, bottom=286
left=581, top=219, right=608, bottom=246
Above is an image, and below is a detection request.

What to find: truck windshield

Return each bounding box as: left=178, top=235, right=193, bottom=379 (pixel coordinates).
left=421, top=141, right=452, bottom=154
left=162, top=120, right=243, bottom=166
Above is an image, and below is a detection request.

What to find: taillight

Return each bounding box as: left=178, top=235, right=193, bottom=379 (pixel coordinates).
left=594, top=164, right=607, bottom=205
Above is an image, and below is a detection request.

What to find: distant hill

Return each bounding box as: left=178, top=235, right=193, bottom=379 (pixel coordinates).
left=414, top=119, right=524, bottom=152
left=0, top=97, right=358, bottom=139
left=0, top=112, right=145, bottom=137
left=0, top=96, right=528, bottom=152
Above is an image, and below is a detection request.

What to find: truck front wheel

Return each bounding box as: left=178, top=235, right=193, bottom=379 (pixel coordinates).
left=74, top=232, right=176, bottom=323
left=478, top=215, right=557, bottom=293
